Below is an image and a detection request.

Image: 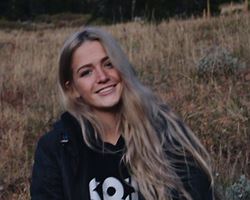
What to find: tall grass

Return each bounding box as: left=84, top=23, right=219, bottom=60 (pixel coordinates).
left=0, top=13, right=249, bottom=199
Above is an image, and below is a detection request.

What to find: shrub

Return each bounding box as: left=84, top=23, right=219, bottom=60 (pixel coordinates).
left=225, top=175, right=250, bottom=200
left=196, top=46, right=246, bottom=79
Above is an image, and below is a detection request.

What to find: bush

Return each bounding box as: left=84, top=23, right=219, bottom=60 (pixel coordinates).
left=222, top=175, right=250, bottom=200
left=196, top=46, right=246, bottom=79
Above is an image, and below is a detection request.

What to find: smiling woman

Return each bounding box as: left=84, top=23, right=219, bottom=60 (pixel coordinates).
left=70, top=41, right=123, bottom=120
left=30, top=27, right=215, bottom=200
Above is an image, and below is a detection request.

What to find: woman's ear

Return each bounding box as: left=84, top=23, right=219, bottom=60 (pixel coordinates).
left=65, top=81, right=71, bottom=90
left=65, top=81, right=81, bottom=99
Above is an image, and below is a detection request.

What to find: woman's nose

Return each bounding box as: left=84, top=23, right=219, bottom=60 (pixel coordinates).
left=96, top=67, right=109, bottom=83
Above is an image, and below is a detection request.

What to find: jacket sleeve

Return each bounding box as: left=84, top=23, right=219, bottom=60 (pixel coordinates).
left=167, top=149, right=213, bottom=200
left=181, top=162, right=213, bottom=200
left=30, top=133, right=64, bottom=200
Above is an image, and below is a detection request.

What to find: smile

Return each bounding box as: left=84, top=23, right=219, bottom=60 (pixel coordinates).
left=95, top=84, right=117, bottom=95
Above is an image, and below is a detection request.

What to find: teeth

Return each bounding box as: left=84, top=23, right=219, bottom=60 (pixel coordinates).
left=99, top=86, right=114, bottom=93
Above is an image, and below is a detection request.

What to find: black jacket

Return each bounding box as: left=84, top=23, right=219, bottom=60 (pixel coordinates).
left=30, top=112, right=213, bottom=200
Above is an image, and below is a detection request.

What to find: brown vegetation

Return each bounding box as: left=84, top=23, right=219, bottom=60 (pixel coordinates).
left=0, top=13, right=249, bottom=199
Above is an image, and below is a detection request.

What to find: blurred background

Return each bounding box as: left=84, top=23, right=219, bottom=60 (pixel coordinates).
left=0, top=0, right=249, bottom=25
left=0, top=0, right=250, bottom=199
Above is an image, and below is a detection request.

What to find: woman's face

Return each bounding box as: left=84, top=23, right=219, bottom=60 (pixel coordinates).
left=70, top=41, right=123, bottom=113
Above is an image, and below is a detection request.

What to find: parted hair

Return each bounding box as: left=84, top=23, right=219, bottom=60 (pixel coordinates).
left=58, top=26, right=213, bottom=200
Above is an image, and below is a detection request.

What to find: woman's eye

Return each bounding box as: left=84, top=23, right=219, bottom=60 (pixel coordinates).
left=80, top=70, right=92, bottom=77
left=104, top=61, right=113, bottom=68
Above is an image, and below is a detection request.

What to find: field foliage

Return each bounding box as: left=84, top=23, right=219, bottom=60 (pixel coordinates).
left=0, top=13, right=250, bottom=199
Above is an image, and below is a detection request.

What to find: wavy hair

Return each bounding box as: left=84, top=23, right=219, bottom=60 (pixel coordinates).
left=58, top=26, right=213, bottom=200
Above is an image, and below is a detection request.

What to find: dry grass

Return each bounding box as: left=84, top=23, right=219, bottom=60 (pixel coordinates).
left=0, top=13, right=249, bottom=199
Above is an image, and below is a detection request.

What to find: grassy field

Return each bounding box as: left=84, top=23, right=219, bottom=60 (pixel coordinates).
left=0, top=13, right=249, bottom=199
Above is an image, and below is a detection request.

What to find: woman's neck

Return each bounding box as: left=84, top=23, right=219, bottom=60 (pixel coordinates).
left=93, top=109, right=121, bottom=145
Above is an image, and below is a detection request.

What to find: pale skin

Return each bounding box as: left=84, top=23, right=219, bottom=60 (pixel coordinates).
left=68, top=41, right=123, bottom=145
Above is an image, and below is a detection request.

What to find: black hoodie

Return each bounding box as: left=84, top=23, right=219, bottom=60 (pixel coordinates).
left=30, top=112, right=213, bottom=200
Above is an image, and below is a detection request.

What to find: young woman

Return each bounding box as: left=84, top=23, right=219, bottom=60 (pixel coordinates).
left=31, top=26, right=214, bottom=200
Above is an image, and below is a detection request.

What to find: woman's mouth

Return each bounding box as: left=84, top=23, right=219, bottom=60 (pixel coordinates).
left=95, top=84, right=117, bottom=95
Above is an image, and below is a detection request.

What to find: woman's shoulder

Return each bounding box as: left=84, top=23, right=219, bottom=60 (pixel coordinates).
left=36, top=112, right=84, bottom=155
left=35, top=113, right=71, bottom=147
left=35, top=121, right=65, bottom=158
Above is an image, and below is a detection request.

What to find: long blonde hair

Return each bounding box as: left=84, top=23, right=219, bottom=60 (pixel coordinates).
left=58, top=26, right=213, bottom=200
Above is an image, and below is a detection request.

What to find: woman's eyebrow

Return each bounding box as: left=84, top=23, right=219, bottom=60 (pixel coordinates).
left=76, top=64, right=92, bottom=73
left=101, top=56, right=109, bottom=63
left=76, top=56, right=110, bottom=73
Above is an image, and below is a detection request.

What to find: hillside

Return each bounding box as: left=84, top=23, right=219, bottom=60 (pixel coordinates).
left=0, top=13, right=249, bottom=199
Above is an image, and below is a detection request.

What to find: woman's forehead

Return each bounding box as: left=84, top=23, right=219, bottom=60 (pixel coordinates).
left=72, top=41, right=108, bottom=69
